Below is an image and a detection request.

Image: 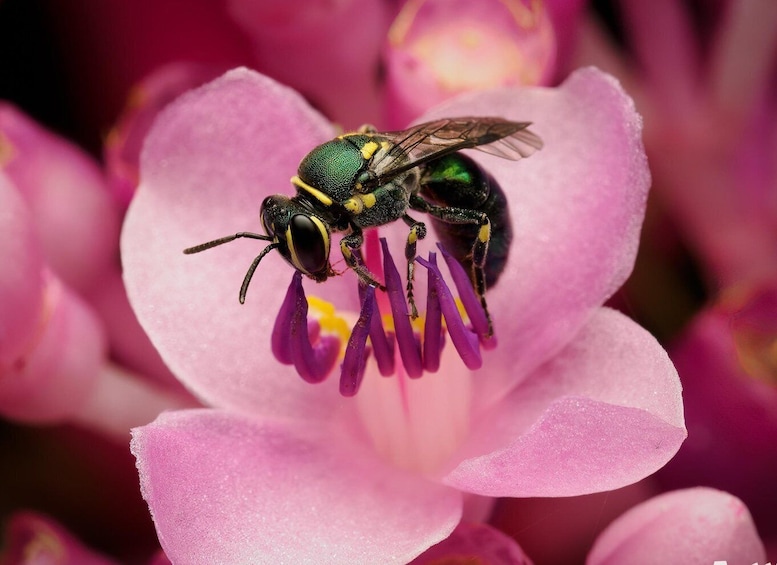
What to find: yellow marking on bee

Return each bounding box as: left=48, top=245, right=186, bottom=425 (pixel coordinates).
left=290, top=175, right=333, bottom=207
left=408, top=229, right=418, bottom=245
left=340, top=240, right=353, bottom=259
left=344, top=197, right=363, bottom=214
left=339, top=131, right=373, bottom=139
left=360, top=140, right=380, bottom=160
left=310, top=216, right=330, bottom=258
left=286, top=224, right=304, bottom=273
left=361, top=193, right=377, bottom=208
left=344, top=193, right=377, bottom=214
left=478, top=222, right=491, bottom=243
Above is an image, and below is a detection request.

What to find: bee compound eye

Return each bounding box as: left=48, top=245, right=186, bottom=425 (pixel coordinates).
left=288, top=214, right=330, bottom=275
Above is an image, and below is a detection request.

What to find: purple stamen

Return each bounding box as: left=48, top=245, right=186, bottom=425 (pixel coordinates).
left=416, top=255, right=482, bottom=370
left=340, top=285, right=377, bottom=396
left=271, top=239, right=498, bottom=394
left=437, top=243, right=493, bottom=344
left=381, top=238, right=423, bottom=378
left=422, top=252, right=444, bottom=372
left=271, top=273, right=298, bottom=365
left=359, top=284, right=395, bottom=377
left=272, top=272, right=339, bottom=383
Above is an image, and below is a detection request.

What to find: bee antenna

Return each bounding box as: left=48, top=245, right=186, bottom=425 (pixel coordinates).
left=183, top=232, right=273, bottom=255
left=239, top=242, right=280, bottom=304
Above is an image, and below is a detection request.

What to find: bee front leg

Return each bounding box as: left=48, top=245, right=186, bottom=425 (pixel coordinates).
left=340, top=229, right=386, bottom=290
left=401, top=214, right=427, bottom=319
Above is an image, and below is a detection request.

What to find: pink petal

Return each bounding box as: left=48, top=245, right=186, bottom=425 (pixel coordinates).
left=0, top=173, right=44, bottom=368
left=132, top=410, right=462, bottom=565
left=587, top=488, right=767, bottom=565
left=443, top=308, right=685, bottom=497
left=0, top=174, right=107, bottom=424
left=0, top=274, right=107, bottom=423
left=122, top=69, right=353, bottom=417
left=415, top=67, right=651, bottom=403
left=87, top=266, right=182, bottom=390
left=105, top=62, right=226, bottom=209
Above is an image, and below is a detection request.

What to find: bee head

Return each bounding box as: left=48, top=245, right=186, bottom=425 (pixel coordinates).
left=261, top=195, right=331, bottom=281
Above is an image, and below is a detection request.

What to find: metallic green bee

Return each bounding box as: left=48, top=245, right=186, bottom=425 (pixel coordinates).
left=184, top=117, right=543, bottom=335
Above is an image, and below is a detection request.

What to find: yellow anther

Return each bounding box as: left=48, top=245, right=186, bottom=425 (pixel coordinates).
left=306, top=296, right=352, bottom=355
left=381, top=313, right=395, bottom=333
left=382, top=311, right=425, bottom=334
left=454, top=297, right=469, bottom=323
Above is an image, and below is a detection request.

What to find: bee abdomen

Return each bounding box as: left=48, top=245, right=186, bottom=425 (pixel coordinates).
left=420, top=154, right=513, bottom=288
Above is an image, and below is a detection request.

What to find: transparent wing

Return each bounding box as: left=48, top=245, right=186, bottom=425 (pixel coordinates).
left=368, top=117, right=543, bottom=184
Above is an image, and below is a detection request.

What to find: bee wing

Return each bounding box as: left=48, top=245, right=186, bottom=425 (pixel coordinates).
left=369, top=117, right=543, bottom=184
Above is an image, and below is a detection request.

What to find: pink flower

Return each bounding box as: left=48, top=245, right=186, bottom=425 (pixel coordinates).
left=344, top=488, right=766, bottom=565
left=123, top=67, right=684, bottom=563
left=657, top=284, right=777, bottom=539
left=384, top=0, right=557, bottom=126
left=414, top=488, right=765, bottom=564
left=576, top=2, right=777, bottom=544
left=588, top=487, right=767, bottom=564
left=0, top=105, right=189, bottom=433
left=578, top=0, right=777, bottom=287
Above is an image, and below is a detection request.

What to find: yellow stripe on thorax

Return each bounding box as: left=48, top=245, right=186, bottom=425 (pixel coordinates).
left=290, top=175, right=333, bottom=207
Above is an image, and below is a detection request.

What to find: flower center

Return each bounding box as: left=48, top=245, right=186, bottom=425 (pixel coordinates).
left=270, top=237, right=496, bottom=396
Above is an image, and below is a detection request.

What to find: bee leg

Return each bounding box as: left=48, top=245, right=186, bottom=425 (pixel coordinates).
left=340, top=230, right=386, bottom=290
left=470, top=217, right=493, bottom=336
left=401, top=214, right=427, bottom=319
left=409, top=195, right=494, bottom=336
